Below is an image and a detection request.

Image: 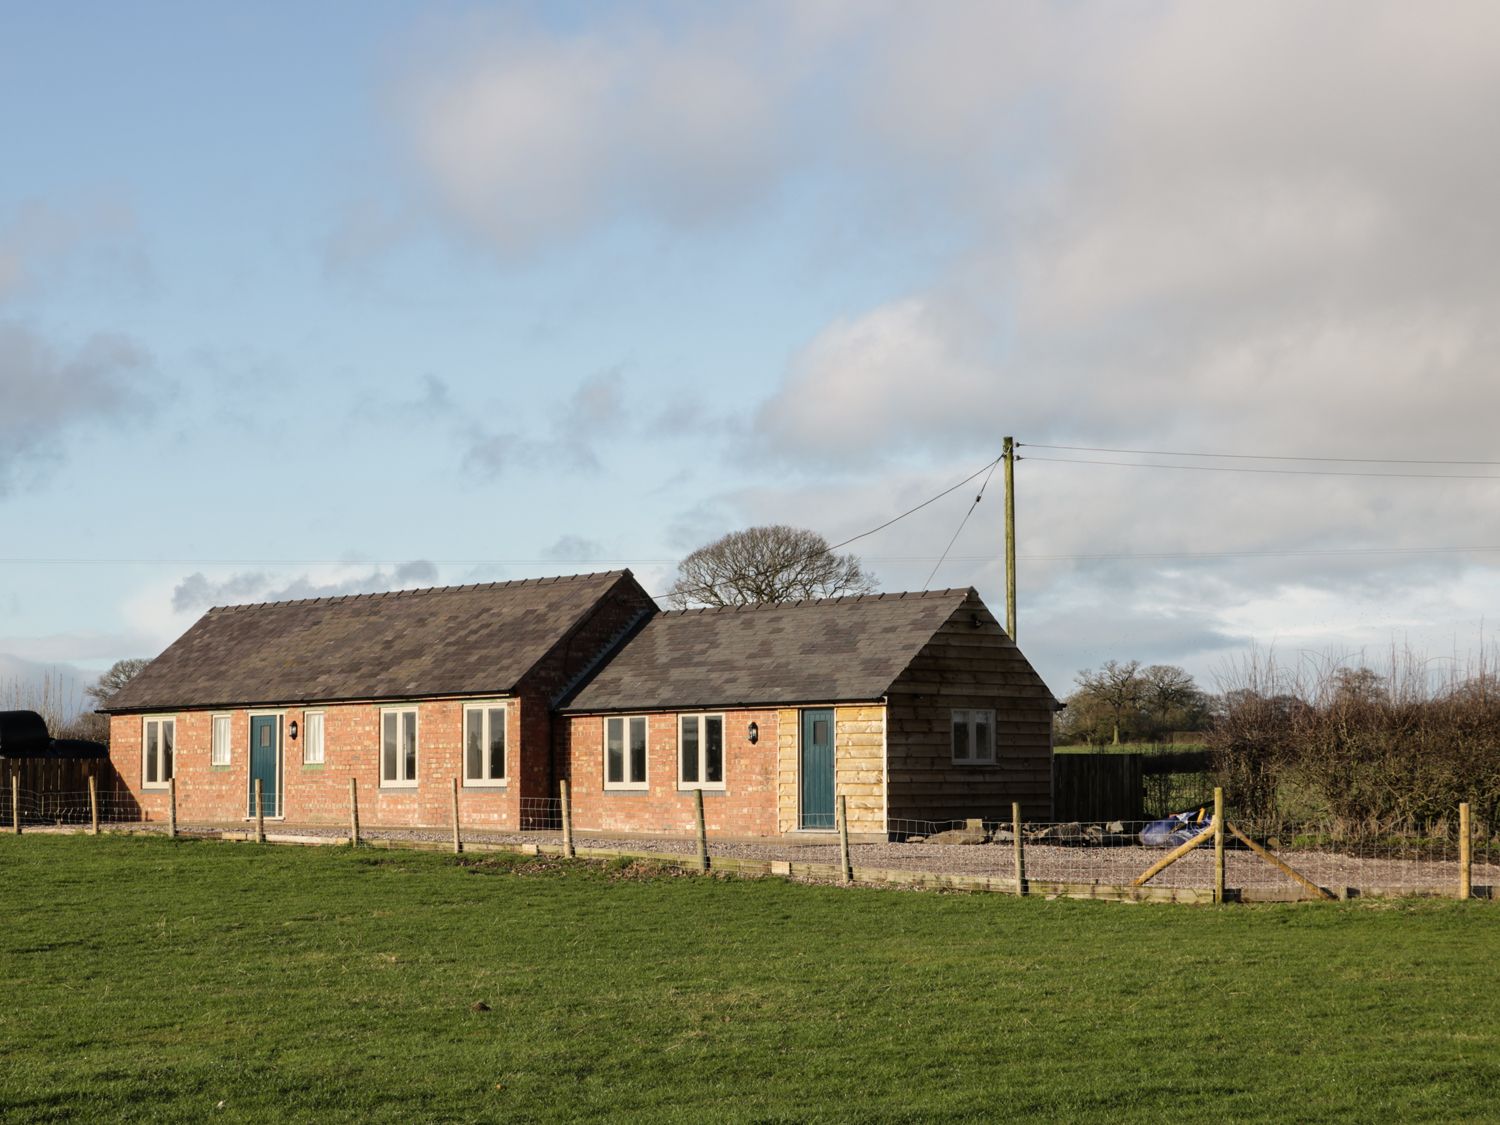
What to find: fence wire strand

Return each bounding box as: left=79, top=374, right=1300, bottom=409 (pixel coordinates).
left=2, top=785, right=1490, bottom=901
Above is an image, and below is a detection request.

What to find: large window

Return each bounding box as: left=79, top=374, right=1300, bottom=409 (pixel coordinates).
left=211, top=714, right=231, bottom=767
left=951, top=709, right=995, bottom=765
left=678, top=714, right=725, bottom=790
left=303, top=710, right=325, bottom=766
left=381, top=709, right=418, bottom=787
left=143, top=716, right=175, bottom=788
left=604, top=716, right=648, bottom=789
left=464, top=703, right=507, bottom=785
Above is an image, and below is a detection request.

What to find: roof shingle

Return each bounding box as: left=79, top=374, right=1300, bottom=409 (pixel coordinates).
left=561, top=588, right=976, bottom=713
left=104, top=571, right=639, bottom=713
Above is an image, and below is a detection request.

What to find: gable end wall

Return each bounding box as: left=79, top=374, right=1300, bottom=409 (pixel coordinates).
left=884, top=593, right=1054, bottom=824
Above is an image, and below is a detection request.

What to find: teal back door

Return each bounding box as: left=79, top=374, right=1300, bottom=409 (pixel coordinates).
left=249, top=715, right=280, bottom=818
left=799, top=709, right=835, bottom=830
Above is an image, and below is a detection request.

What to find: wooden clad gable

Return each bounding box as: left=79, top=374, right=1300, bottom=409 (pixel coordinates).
left=885, top=591, right=1056, bottom=824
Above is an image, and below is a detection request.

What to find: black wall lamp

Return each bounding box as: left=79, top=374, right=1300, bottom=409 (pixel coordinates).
left=748, top=721, right=759, bottom=744
left=288, top=720, right=299, bottom=740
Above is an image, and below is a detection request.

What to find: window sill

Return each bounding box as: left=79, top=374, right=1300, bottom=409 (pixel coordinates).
left=378, top=783, right=419, bottom=791
left=210, top=764, right=233, bottom=771
left=301, top=762, right=326, bottom=770
left=951, top=759, right=997, bottom=767
left=677, top=785, right=728, bottom=794
left=603, top=785, right=650, bottom=794
left=462, top=779, right=508, bottom=789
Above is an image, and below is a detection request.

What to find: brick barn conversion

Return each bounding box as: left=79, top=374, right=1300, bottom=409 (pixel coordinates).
left=101, top=570, right=1058, bottom=839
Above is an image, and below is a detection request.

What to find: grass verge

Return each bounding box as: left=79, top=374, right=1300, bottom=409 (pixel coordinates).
left=2, top=835, right=1497, bottom=1123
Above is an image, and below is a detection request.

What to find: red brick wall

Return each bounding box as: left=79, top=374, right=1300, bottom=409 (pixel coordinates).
left=109, top=699, right=531, bottom=829
left=103, top=571, right=658, bottom=831
left=560, top=709, right=780, bottom=838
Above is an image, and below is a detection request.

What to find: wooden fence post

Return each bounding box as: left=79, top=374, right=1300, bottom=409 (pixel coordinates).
left=254, top=779, right=265, bottom=843
left=694, top=787, right=709, bottom=872
left=451, top=777, right=463, bottom=855
left=837, top=794, right=852, bottom=884
left=560, top=779, right=574, bottom=858
left=1012, top=801, right=1026, bottom=896
left=11, top=775, right=19, bottom=835
left=89, top=774, right=99, bottom=836
left=1459, top=802, right=1472, bottom=902
left=349, top=778, right=360, bottom=846
left=168, top=776, right=178, bottom=838
left=1213, top=787, right=1225, bottom=904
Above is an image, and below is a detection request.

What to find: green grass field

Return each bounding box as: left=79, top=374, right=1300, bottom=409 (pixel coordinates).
left=2, top=835, right=1497, bottom=1123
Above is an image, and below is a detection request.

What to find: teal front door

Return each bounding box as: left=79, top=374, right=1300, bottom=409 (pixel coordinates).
left=799, top=709, right=835, bottom=830
left=249, top=715, right=280, bottom=818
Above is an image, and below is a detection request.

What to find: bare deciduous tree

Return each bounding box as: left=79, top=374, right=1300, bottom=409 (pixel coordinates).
left=666, top=525, right=877, bottom=609
left=1074, top=659, right=1144, bottom=745
left=85, top=658, right=149, bottom=707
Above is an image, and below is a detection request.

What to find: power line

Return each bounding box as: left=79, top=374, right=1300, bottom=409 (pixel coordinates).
left=923, top=458, right=1001, bottom=590
left=824, top=455, right=1005, bottom=555
left=1019, top=442, right=1500, bottom=467
left=1021, top=454, right=1500, bottom=481
left=1018, top=545, right=1500, bottom=562
left=650, top=453, right=1006, bottom=603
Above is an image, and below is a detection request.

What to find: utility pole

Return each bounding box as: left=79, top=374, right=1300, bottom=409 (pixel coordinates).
left=1003, top=436, right=1017, bottom=641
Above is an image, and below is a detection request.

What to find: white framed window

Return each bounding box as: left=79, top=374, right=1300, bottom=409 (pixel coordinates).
left=142, top=716, right=176, bottom=788
left=211, top=714, right=231, bottom=767
left=380, top=708, right=418, bottom=787
left=951, top=709, right=995, bottom=765
left=604, top=715, right=648, bottom=790
left=303, top=710, right=325, bottom=766
left=463, top=703, right=507, bottom=786
left=678, top=714, right=725, bottom=790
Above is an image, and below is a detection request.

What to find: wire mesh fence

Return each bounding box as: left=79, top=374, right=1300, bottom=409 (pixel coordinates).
left=868, top=813, right=1490, bottom=899
left=3, top=781, right=1490, bottom=903
left=3, top=786, right=146, bottom=828
left=517, top=796, right=563, bottom=832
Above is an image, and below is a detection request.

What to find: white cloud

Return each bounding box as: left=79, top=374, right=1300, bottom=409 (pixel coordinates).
left=0, top=322, right=155, bottom=495
left=541, top=534, right=606, bottom=562
left=0, top=196, right=151, bottom=302
left=393, top=9, right=803, bottom=256
left=753, top=299, right=996, bottom=465
left=170, top=561, right=440, bottom=615
left=381, top=1, right=1500, bottom=689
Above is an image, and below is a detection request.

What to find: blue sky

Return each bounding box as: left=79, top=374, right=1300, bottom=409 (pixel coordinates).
left=6, top=1, right=1500, bottom=710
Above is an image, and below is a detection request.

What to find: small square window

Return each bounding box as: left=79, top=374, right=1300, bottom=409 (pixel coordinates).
left=678, top=714, right=725, bottom=790
left=211, top=714, right=231, bottom=767
left=464, top=703, right=507, bottom=785
left=952, top=709, right=996, bottom=765
left=604, top=716, right=648, bottom=789
left=303, top=711, right=325, bottom=766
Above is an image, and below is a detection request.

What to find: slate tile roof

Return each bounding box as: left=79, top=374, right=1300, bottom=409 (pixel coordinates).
left=560, top=588, right=976, bottom=713
left=103, top=571, right=641, bottom=713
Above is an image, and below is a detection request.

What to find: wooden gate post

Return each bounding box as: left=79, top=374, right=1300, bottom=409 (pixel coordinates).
left=560, top=779, right=574, bottom=858
left=451, top=777, right=463, bottom=855
left=168, top=776, right=178, bottom=838
left=1012, top=802, right=1026, bottom=896
left=694, top=787, right=709, bottom=873
left=1213, top=787, right=1225, bottom=904
left=254, top=779, right=265, bottom=843
left=11, top=775, right=19, bottom=835
left=1459, top=802, right=1472, bottom=901
left=837, top=794, right=852, bottom=884
left=89, top=775, right=99, bottom=836
left=349, top=778, right=360, bottom=846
